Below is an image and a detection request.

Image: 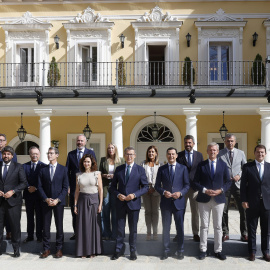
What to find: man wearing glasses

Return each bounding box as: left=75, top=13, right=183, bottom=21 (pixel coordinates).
left=110, top=146, right=148, bottom=261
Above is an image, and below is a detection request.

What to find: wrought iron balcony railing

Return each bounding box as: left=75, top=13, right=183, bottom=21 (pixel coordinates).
left=0, top=60, right=268, bottom=89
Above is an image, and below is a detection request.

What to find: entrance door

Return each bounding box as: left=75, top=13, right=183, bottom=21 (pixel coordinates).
left=148, top=45, right=166, bottom=86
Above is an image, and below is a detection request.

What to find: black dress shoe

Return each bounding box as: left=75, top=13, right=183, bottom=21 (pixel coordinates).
left=199, top=251, right=206, bottom=260
left=37, top=238, right=42, bottom=243
left=248, top=253, right=255, bottom=261
left=130, top=251, right=137, bottom=261
left=70, top=234, right=76, bottom=240
left=13, top=249, right=20, bottom=258
left=111, top=244, right=125, bottom=260
left=263, top=254, right=270, bottom=262
left=176, top=252, right=184, bottom=260
left=214, top=252, right=226, bottom=260
left=161, top=252, right=170, bottom=260
left=23, top=237, right=34, bottom=243
left=193, top=235, right=200, bottom=242
left=172, top=235, right=178, bottom=242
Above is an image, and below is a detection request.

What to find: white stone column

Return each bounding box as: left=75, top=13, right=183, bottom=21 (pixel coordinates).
left=183, top=108, right=201, bottom=151
left=34, top=109, right=52, bottom=163
left=107, top=108, right=125, bottom=157
left=258, top=108, right=270, bottom=162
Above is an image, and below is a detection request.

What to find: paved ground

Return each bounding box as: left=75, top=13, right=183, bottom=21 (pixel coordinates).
left=1, top=206, right=270, bottom=270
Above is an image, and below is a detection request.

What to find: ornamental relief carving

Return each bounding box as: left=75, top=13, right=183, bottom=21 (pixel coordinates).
left=198, top=8, right=243, bottom=22
left=9, top=31, right=44, bottom=39
left=138, top=29, right=175, bottom=37
left=70, top=30, right=104, bottom=38
left=69, top=7, right=109, bottom=23
left=199, top=28, right=239, bottom=38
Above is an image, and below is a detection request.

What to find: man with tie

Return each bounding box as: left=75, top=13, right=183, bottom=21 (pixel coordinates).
left=192, top=142, right=231, bottom=260
left=155, top=147, right=190, bottom=260
left=176, top=135, right=203, bottom=242
left=0, top=146, right=27, bottom=257
left=110, top=146, right=148, bottom=261
left=38, top=147, right=68, bottom=259
left=22, top=146, right=46, bottom=243
left=66, top=134, right=96, bottom=240
left=217, top=134, right=247, bottom=242
left=240, top=144, right=270, bottom=262
left=0, top=133, right=17, bottom=240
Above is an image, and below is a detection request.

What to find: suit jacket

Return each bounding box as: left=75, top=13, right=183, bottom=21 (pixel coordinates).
left=218, top=148, right=247, bottom=189
left=23, top=160, right=46, bottom=200
left=109, top=163, right=149, bottom=210
left=155, top=163, right=190, bottom=210
left=38, top=163, right=69, bottom=206
left=192, top=159, right=231, bottom=204
left=99, top=156, right=125, bottom=198
left=176, top=150, right=204, bottom=182
left=66, top=148, right=96, bottom=195
left=0, top=160, right=27, bottom=207
left=240, top=161, right=270, bottom=210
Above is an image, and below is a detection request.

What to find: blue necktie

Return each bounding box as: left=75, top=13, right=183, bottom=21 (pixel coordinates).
left=169, top=164, right=175, bottom=182
left=50, top=165, right=54, bottom=181
left=258, top=163, right=263, bottom=181
left=211, top=161, right=215, bottom=179
left=78, top=151, right=83, bottom=165
left=125, top=165, right=131, bottom=184
left=187, top=152, right=192, bottom=167
left=2, top=164, right=8, bottom=182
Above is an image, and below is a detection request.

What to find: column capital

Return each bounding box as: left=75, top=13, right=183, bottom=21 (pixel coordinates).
left=34, top=109, right=53, bottom=116
left=107, top=108, right=125, bottom=117
left=257, top=107, right=270, bottom=117
left=183, top=108, right=201, bottom=116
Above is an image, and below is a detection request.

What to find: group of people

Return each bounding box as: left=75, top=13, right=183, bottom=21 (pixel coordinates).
left=0, top=132, right=269, bottom=263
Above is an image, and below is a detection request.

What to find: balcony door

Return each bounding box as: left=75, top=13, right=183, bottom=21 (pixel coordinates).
left=80, top=45, right=97, bottom=86
left=209, top=43, right=232, bottom=85
left=19, top=47, right=35, bottom=86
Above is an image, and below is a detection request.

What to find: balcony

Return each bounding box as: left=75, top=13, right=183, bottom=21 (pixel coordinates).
left=0, top=60, right=269, bottom=99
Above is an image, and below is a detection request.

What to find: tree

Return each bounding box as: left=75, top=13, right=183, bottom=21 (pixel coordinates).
left=118, top=56, right=126, bottom=86
left=47, top=57, right=61, bottom=87
left=183, top=56, right=195, bottom=86
left=251, top=54, right=265, bottom=85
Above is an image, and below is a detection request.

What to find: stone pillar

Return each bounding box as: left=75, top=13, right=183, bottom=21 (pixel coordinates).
left=258, top=108, right=270, bottom=162
left=183, top=108, right=201, bottom=151
left=107, top=108, right=125, bottom=157
left=34, top=109, right=52, bottom=163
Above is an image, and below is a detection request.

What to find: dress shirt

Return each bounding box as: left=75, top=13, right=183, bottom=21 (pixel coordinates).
left=125, top=162, right=134, bottom=176
left=255, top=159, right=264, bottom=179
left=31, top=162, right=37, bottom=171
left=163, top=162, right=177, bottom=195
left=49, top=162, right=57, bottom=180
left=202, top=159, right=217, bottom=194
left=77, top=148, right=85, bottom=158
left=1, top=161, right=11, bottom=175
left=185, top=150, right=193, bottom=165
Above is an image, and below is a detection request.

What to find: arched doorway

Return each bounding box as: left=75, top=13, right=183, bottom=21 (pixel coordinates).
left=130, top=116, right=181, bottom=164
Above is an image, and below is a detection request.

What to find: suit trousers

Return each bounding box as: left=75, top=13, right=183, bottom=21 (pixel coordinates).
left=42, top=204, right=64, bottom=251
left=69, top=193, right=76, bottom=233
left=222, top=184, right=247, bottom=236
left=246, top=199, right=270, bottom=255
left=25, top=196, right=43, bottom=239
left=161, top=202, right=185, bottom=253
left=142, top=192, right=160, bottom=235
left=198, top=198, right=224, bottom=253
left=185, top=187, right=199, bottom=235
left=115, top=203, right=140, bottom=253
left=0, top=201, right=22, bottom=250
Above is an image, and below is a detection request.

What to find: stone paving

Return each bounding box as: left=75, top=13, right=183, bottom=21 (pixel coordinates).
left=1, top=206, right=270, bottom=270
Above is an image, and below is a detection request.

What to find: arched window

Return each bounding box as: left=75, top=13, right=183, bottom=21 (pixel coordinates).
left=15, top=141, right=39, bottom=155
left=137, top=123, right=175, bottom=142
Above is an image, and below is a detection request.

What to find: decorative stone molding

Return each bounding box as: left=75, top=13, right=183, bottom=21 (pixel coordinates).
left=70, top=30, right=104, bottom=38
left=9, top=31, right=45, bottom=39
left=198, top=8, right=243, bottom=22
left=7, top=11, right=49, bottom=25
left=263, top=19, right=270, bottom=50
left=138, top=29, right=175, bottom=37
left=69, top=7, right=109, bottom=23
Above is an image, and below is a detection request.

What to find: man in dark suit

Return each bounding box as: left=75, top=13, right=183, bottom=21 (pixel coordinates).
left=241, top=144, right=270, bottom=262
left=0, top=146, right=27, bottom=257
left=176, top=135, right=203, bottom=242
left=0, top=133, right=17, bottom=240
left=155, top=147, right=190, bottom=260
left=66, top=134, right=96, bottom=240
left=38, top=147, right=68, bottom=259
left=193, top=142, right=231, bottom=260
left=23, top=146, right=46, bottom=243
left=110, top=146, right=148, bottom=261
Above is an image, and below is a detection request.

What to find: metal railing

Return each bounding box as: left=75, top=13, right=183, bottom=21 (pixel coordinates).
left=0, top=60, right=268, bottom=89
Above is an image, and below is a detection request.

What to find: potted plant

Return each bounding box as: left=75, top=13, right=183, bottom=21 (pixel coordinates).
left=47, top=57, right=61, bottom=86
left=251, top=54, right=265, bottom=85
left=118, top=56, right=126, bottom=86
left=183, top=56, right=195, bottom=86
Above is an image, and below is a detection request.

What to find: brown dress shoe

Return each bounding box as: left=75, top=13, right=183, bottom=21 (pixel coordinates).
left=6, top=232, right=11, bottom=240
left=222, top=235, right=229, bottom=242
left=193, top=235, right=200, bottom=242
left=55, top=250, right=63, bottom=258
left=40, top=250, right=50, bottom=259
left=240, top=235, right=248, bottom=242
left=263, top=254, right=270, bottom=262
left=248, top=253, right=255, bottom=261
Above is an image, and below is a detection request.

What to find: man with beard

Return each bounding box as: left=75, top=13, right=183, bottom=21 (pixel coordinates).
left=66, top=134, right=96, bottom=240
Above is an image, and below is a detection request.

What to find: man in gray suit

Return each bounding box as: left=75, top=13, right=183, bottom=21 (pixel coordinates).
left=217, top=133, right=247, bottom=242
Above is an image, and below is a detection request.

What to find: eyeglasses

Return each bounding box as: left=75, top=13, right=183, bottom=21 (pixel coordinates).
left=47, top=152, right=55, bottom=155
left=0, top=140, right=6, bottom=143
left=125, top=154, right=134, bottom=156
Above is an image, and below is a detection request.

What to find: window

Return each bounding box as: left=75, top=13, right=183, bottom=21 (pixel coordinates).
left=81, top=46, right=97, bottom=85
left=15, top=141, right=39, bottom=155
left=19, top=47, right=35, bottom=84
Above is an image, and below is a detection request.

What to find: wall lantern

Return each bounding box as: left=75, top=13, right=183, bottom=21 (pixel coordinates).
left=17, top=113, right=27, bottom=142
left=219, top=111, right=228, bottom=141
left=119, top=34, right=125, bottom=49
left=186, top=33, right=191, bottom=47
left=252, top=32, right=258, bottom=47
left=151, top=112, right=159, bottom=141
left=51, top=140, right=60, bottom=148
left=54, top=35, right=60, bottom=49
left=83, top=112, right=92, bottom=141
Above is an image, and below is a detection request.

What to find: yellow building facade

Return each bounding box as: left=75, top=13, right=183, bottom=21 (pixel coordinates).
left=0, top=0, right=269, bottom=165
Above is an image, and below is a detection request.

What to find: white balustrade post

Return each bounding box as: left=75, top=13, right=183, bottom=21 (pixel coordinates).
left=107, top=108, right=125, bottom=157
left=34, top=109, right=52, bottom=163
left=183, top=108, right=201, bottom=150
